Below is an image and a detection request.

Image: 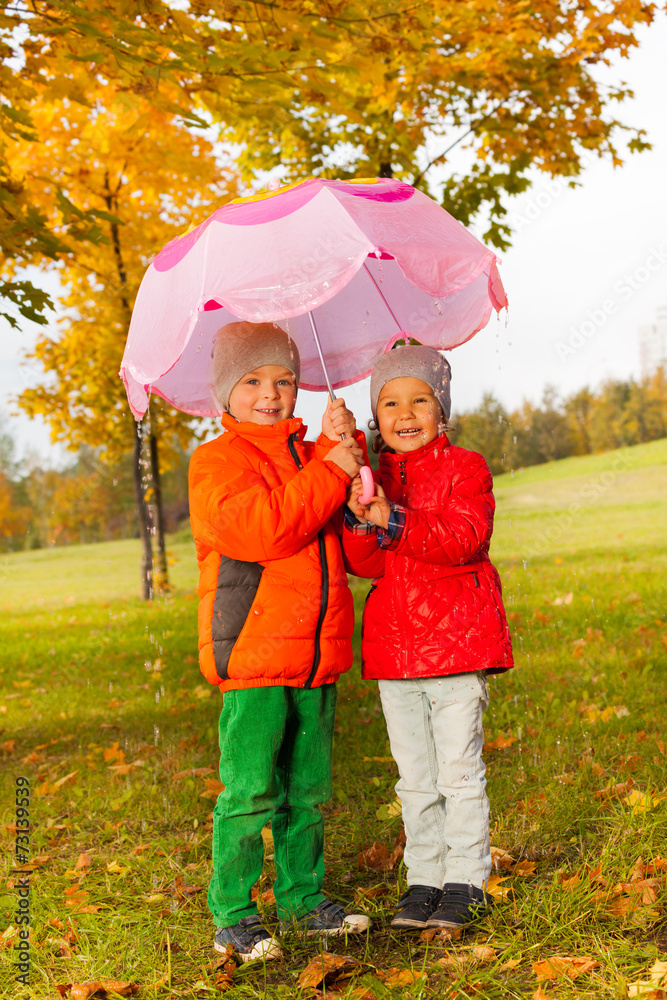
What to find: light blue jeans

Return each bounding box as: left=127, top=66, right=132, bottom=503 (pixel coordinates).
left=378, top=671, right=491, bottom=890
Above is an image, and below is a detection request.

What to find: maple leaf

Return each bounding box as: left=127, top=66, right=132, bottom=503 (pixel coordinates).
left=490, top=846, right=515, bottom=871
left=357, top=842, right=394, bottom=871
left=531, top=956, right=601, bottom=980
left=380, top=967, right=425, bottom=986
left=596, top=778, right=634, bottom=800
left=172, top=767, right=216, bottom=781
left=533, top=987, right=557, bottom=1000
left=420, top=926, right=462, bottom=944
left=56, top=981, right=139, bottom=999
left=200, top=777, right=225, bottom=800
left=486, top=874, right=513, bottom=900
left=297, top=953, right=361, bottom=989
left=483, top=733, right=518, bottom=751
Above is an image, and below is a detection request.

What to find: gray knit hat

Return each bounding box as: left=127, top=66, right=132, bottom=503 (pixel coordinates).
left=370, top=344, right=452, bottom=423
left=211, top=321, right=300, bottom=412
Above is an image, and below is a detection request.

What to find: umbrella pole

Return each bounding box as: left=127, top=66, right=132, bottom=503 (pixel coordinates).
left=307, top=309, right=374, bottom=505
left=307, top=311, right=337, bottom=403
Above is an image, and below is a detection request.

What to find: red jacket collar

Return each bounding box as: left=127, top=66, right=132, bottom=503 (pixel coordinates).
left=220, top=410, right=307, bottom=443
left=379, top=432, right=450, bottom=472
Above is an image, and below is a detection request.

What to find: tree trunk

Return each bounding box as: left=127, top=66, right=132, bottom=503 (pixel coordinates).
left=379, top=162, right=393, bottom=178
left=132, top=420, right=154, bottom=600
left=150, top=431, right=169, bottom=591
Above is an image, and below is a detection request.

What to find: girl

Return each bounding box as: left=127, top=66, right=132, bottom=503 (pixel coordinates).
left=343, top=344, right=513, bottom=930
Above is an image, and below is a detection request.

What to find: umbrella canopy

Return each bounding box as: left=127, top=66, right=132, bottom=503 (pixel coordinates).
left=121, top=177, right=507, bottom=419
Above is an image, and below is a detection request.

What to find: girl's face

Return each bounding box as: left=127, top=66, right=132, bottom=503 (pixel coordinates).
left=228, top=365, right=297, bottom=424
left=376, top=377, right=442, bottom=454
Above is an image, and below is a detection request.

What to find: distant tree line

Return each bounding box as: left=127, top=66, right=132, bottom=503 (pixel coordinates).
left=0, top=421, right=190, bottom=554
left=1, top=367, right=665, bottom=551
left=450, top=367, right=667, bottom=475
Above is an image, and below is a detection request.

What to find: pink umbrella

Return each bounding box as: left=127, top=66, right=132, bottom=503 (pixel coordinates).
left=120, top=176, right=506, bottom=426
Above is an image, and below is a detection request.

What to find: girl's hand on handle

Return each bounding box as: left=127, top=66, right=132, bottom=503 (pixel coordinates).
left=364, top=483, right=391, bottom=530
left=324, top=437, right=364, bottom=479
left=347, top=475, right=368, bottom=519
left=322, top=397, right=357, bottom=441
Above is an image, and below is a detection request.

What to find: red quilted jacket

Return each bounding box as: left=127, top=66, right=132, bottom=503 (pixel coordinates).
left=342, top=434, right=513, bottom=680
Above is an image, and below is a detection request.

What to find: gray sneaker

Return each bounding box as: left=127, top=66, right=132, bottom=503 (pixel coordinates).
left=281, top=899, right=371, bottom=937
left=214, top=915, right=282, bottom=962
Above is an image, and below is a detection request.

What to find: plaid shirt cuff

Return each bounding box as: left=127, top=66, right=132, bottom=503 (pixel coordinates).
left=377, top=504, right=407, bottom=548
left=343, top=507, right=377, bottom=535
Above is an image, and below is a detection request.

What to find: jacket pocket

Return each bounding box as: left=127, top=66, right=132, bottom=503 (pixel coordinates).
left=211, top=554, right=264, bottom=680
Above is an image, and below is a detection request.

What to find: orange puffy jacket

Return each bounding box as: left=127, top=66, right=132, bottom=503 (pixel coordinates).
left=189, top=412, right=364, bottom=693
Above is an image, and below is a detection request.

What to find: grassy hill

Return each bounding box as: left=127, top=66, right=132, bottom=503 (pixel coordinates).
left=1, top=438, right=666, bottom=998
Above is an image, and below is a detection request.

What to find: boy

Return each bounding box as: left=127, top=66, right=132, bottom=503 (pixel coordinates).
left=189, top=320, right=369, bottom=962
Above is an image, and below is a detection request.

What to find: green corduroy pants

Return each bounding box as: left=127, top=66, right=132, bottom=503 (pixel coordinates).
left=208, top=684, right=337, bottom=928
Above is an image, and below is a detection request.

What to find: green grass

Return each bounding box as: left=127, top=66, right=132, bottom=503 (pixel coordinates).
left=1, top=440, right=666, bottom=998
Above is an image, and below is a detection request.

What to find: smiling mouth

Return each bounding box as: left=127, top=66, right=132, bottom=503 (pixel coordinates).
left=256, top=407, right=281, bottom=414
left=396, top=428, right=421, bottom=437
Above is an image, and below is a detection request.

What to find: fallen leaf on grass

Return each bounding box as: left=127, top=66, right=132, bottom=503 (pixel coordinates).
left=0, top=926, right=19, bottom=948
left=552, top=591, right=573, bottom=606
left=483, top=733, right=517, bottom=751
left=595, top=777, right=634, bottom=800
left=605, top=879, right=663, bottom=922
left=35, top=770, right=78, bottom=797
left=627, top=959, right=667, bottom=998
left=513, top=860, right=537, bottom=876
left=357, top=842, right=392, bottom=871
left=297, top=953, right=361, bottom=989
left=584, top=704, right=630, bottom=723
left=490, top=846, right=515, bottom=871
left=172, top=766, right=216, bottom=780
left=174, top=875, right=203, bottom=902
left=102, top=743, right=125, bottom=765
left=486, top=874, right=512, bottom=900
left=354, top=885, right=389, bottom=906
left=106, top=861, right=130, bottom=876
left=624, top=789, right=667, bottom=814
left=516, top=793, right=547, bottom=815
left=531, top=956, right=600, bottom=980
left=251, top=886, right=276, bottom=906
left=439, top=945, right=497, bottom=968
left=56, top=981, right=139, bottom=999
left=75, top=854, right=92, bottom=871
left=200, top=777, right=225, bottom=800
left=420, top=926, right=462, bottom=944
left=0, top=738, right=16, bottom=753
left=532, top=987, right=557, bottom=1000
left=131, top=844, right=152, bottom=856
left=376, top=797, right=402, bottom=821
left=501, top=959, right=521, bottom=971
left=380, top=967, right=425, bottom=986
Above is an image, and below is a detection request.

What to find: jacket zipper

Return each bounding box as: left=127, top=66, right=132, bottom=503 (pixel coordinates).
left=288, top=433, right=328, bottom=689
left=399, top=459, right=407, bottom=485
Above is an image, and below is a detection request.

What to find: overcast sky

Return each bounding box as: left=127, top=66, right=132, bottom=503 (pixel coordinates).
left=2, top=14, right=666, bottom=461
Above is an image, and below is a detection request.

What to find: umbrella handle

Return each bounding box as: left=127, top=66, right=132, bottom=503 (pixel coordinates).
left=358, top=465, right=375, bottom=505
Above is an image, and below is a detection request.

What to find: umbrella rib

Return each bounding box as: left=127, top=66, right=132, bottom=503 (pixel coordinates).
left=363, top=261, right=402, bottom=330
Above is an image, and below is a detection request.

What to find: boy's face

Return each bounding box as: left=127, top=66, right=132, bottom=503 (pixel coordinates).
left=377, top=376, right=441, bottom=454
left=228, top=365, right=297, bottom=424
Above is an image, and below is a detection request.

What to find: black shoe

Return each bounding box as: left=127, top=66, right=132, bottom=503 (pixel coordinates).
left=391, top=885, right=443, bottom=929
left=426, top=883, right=492, bottom=929
left=214, top=915, right=282, bottom=962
